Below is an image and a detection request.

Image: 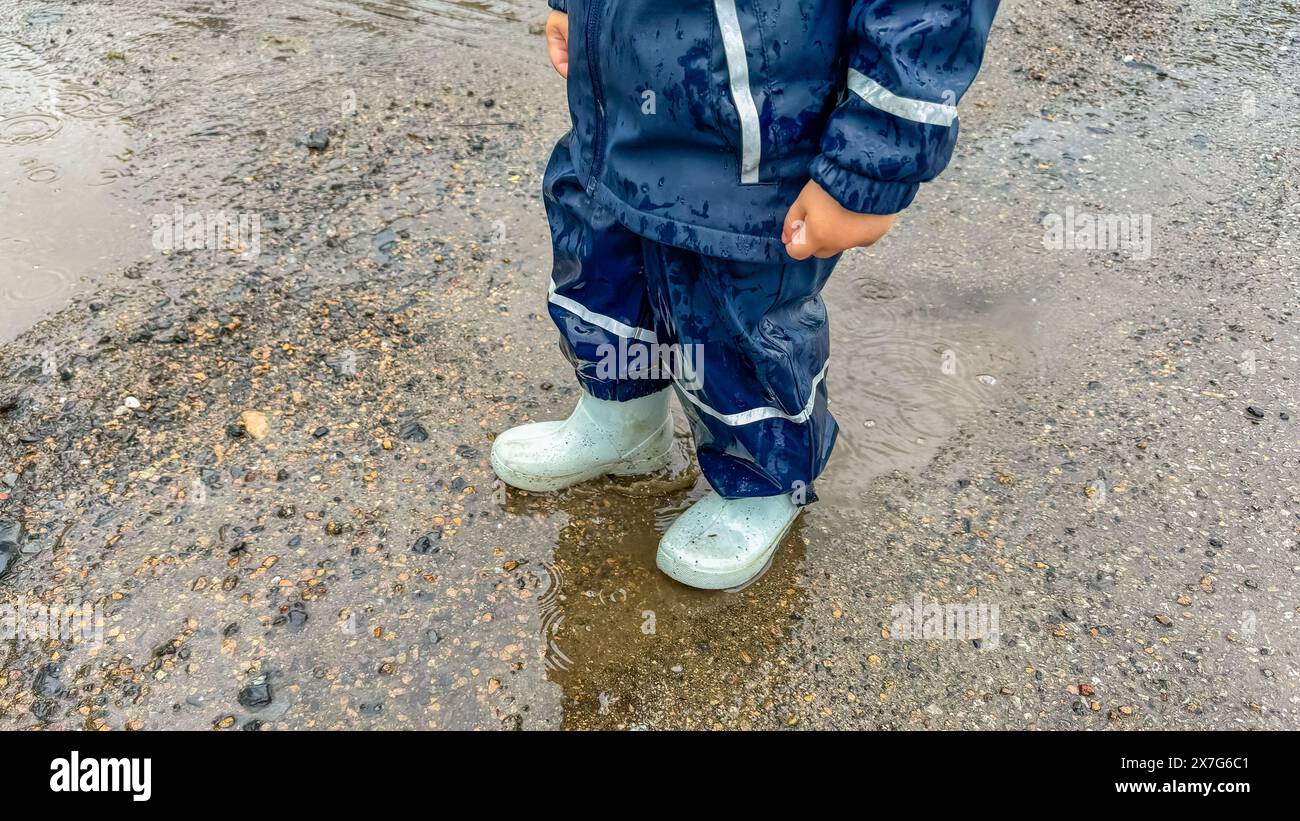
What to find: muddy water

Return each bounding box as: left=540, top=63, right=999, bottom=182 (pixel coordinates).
left=1, top=0, right=536, bottom=343
left=0, top=30, right=148, bottom=343
left=305, top=0, right=526, bottom=32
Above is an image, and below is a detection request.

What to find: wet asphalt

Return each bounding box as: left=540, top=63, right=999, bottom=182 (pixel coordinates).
left=0, top=0, right=1297, bottom=729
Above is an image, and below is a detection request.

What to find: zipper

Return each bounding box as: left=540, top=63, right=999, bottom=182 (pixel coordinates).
left=712, top=0, right=762, bottom=184
left=584, top=0, right=607, bottom=196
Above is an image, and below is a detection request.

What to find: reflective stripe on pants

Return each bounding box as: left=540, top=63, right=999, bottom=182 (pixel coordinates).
left=543, top=135, right=839, bottom=501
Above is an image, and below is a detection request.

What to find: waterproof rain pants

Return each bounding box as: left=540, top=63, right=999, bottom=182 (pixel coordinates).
left=544, top=136, right=839, bottom=502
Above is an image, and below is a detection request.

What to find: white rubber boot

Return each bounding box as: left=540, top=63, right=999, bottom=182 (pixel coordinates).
left=656, top=491, right=800, bottom=590
left=490, top=388, right=673, bottom=492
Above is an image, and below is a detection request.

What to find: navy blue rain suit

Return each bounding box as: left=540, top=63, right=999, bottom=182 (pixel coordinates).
left=542, top=0, right=999, bottom=500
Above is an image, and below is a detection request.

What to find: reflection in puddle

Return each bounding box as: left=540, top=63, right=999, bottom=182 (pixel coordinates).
left=507, top=481, right=810, bottom=729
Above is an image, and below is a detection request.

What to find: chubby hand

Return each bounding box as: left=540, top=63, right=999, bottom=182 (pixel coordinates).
left=781, top=180, right=897, bottom=260
left=546, top=11, right=569, bottom=78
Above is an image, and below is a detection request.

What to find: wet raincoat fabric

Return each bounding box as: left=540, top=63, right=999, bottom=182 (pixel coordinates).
left=547, top=0, right=1000, bottom=263
left=539, top=0, right=998, bottom=500
left=545, top=141, right=838, bottom=501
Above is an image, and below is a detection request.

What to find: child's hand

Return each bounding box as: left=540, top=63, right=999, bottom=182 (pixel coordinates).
left=546, top=12, right=569, bottom=79
left=781, top=180, right=897, bottom=260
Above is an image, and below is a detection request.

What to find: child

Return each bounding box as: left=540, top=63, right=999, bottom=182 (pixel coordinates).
left=492, top=0, right=1000, bottom=589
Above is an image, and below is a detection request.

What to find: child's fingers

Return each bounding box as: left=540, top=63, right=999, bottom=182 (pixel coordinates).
left=546, top=36, right=569, bottom=78
left=781, top=201, right=807, bottom=245
left=784, top=203, right=819, bottom=259
left=549, top=46, right=569, bottom=78
left=785, top=229, right=817, bottom=260
left=546, top=13, right=569, bottom=79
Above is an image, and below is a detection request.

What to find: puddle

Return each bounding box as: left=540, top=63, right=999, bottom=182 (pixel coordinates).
left=508, top=480, right=811, bottom=729
left=823, top=280, right=1039, bottom=495
left=306, top=0, right=526, bottom=34
left=1, top=0, right=541, bottom=344
left=0, top=36, right=147, bottom=343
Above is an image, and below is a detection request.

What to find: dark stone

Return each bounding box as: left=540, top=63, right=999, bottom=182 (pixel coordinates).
left=304, top=127, right=330, bottom=150
left=399, top=421, right=429, bottom=442
left=32, top=662, right=65, bottom=698
left=373, top=228, right=398, bottom=256
left=412, top=530, right=443, bottom=555
left=274, top=602, right=308, bottom=630
left=0, top=519, right=22, bottom=579
left=237, top=676, right=273, bottom=710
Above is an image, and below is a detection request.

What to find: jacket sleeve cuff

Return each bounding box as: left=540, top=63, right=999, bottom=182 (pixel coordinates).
left=808, top=155, right=920, bottom=215
left=547, top=0, right=567, bottom=12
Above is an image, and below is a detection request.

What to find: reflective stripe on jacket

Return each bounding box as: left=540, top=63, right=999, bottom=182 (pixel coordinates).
left=546, top=0, right=1000, bottom=263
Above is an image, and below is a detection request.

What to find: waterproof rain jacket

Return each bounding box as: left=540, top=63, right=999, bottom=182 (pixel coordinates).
left=547, top=0, right=1000, bottom=263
